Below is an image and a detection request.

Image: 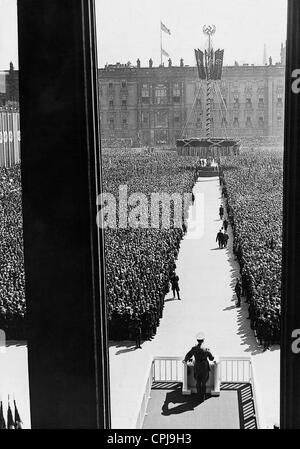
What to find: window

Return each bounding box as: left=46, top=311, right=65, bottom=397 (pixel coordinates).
left=121, top=81, right=126, bottom=89
left=141, top=84, right=150, bottom=104
left=259, top=116, right=264, bottom=126
left=141, top=84, right=149, bottom=97
left=109, top=119, right=114, bottom=129
left=109, top=100, right=114, bottom=108
left=141, top=111, right=149, bottom=127
left=108, top=82, right=113, bottom=89
left=142, top=112, right=149, bottom=125
left=122, top=118, right=128, bottom=128
left=246, top=116, right=252, bottom=127
left=155, top=85, right=167, bottom=105
left=259, top=97, right=264, bottom=106
left=173, top=83, right=180, bottom=96
left=233, top=117, right=239, bottom=127
left=278, top=97, right=283, bottom=104
left=174, top=114, right=180, bottom=124
left=155, top=111, right=168, bottom=126
left=121, top=99, right=127, bottom=108
left=246, top=98, right=252, bottom=105
left=173, top=83, right=181, bottom=102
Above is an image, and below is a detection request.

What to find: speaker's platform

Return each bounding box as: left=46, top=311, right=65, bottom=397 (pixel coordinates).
left=176, top=137, right=240, bottom=157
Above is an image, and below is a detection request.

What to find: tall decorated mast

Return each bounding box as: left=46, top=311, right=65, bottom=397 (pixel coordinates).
left=177, top=26, right=240, bottom=161
left=195, top=24, right=224, bottom=140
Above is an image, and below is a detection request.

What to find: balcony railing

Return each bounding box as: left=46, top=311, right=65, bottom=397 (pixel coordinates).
left=135, top=355, right=260, bottom=429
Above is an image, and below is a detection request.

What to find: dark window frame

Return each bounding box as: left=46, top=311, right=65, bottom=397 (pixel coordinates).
left=17, top=0, right=110, bottom=428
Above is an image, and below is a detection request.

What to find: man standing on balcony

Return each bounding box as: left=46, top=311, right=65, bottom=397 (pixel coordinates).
left=183, top=332, right=214, bottom=402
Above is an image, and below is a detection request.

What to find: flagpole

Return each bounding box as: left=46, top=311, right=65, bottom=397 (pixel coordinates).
left=160, top=22, right=162, bottom=66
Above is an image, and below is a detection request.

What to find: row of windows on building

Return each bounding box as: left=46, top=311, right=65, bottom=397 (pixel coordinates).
left=103, top=114, right=283, bottom=130
left=193, top=96, right=283, bottom=108
left=102, top=81, right=284, bottom=105
left=194, top=115, right=283, bottom=127
left=103, top=95, right=283, bottom=108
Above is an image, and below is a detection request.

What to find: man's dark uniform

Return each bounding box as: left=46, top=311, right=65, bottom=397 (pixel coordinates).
left=216, top=231, right=224, bottom=248
left=223, top=232, right=229, bottom=248
left=219, top=205, right=224, bottom=219
left=184, top=340, right=214, bottom=401
left=170, top=274, right=180, bottom=300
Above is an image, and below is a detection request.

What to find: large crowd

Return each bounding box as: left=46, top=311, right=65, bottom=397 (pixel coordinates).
left=102, top=150, right=198, bottom=340
left=0, top=165, right=26, bottom=338
left=0, top=144, right=283, bottom=347
left=0, top=151, right=198, bottom=341
left=220, top=148, right=283, bottom=346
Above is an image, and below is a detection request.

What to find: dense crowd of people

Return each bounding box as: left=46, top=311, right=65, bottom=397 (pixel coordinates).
left=0, top=151, right=198, bottom=341
left=101, top=137, right=133, bottom=149
left=0, top=165, right=26, bottom=338
left=220, top=148, right=283, bottom=346
left=0, top=144, right=283, bottom=348
left=102, top=150, right=198, bottom=340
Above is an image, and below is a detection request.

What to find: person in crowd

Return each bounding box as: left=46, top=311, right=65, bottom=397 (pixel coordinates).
left=223, top=231, right=229, bottom=248
left=223, top=218, right=229, bottom=232
left=170, top=273, right=181, bottom=300
left=216, top=229, right=224, bottom=249
left=219, top=204, right=224, bottom=220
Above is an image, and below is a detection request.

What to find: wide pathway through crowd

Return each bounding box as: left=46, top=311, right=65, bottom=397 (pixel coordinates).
left=109, top=175, right=280, bottom=429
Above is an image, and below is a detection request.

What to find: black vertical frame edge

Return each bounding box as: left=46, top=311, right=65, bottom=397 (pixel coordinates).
left=17, top=0, right=110, bottom=428
left=281, top=0, right=300, bottom=429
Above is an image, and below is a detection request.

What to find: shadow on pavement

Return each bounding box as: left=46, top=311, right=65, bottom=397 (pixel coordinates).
left=164, top=296, right=180, bottom=303
left=109, top=340, right=140, bottom=355
left=161, top=388, right=205, bottom=416
left=223, top=305, right=237, bottom=311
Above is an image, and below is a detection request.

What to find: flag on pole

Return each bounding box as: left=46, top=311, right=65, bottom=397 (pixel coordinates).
left=0, top=402, right=6, bottom=429
left=195, top=49, right=206, bottom=80
left=14, top=401, right=22, bottom=429
left=161, top=48, right=169, bottom=57
left=213, top=49, right=224, bottom=80
left=161, top=21, right=171, bottom=35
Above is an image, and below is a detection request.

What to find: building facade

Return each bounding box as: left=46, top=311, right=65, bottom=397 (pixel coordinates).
left=0, top=63, right=19, bottom=107
left=98, top=58, right=285, bottom=146
left=0, top=57, right=286, bottom=148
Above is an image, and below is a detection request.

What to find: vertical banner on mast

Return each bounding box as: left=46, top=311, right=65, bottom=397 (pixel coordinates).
left=160, top=21, right=171, bottom=65
left=194, top=25, right=224, bottom=140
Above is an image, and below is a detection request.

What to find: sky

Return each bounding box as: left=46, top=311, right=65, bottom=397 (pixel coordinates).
left=0, top=0, right=287, bottom=69
left=96, top=0, right=287, bottom=67
left=0, top=0, right=18, bottom=69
